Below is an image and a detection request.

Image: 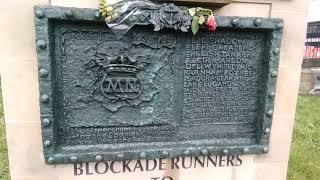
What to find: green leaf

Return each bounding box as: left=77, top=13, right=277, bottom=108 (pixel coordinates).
left=192, top=16, right=200, bottom=35
left=188, top=8, right=196, bottom=16
left=198, top=15, right=205, bottom=25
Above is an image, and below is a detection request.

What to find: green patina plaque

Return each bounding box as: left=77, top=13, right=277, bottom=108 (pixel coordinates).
left=34, top=5, right=283, bottom=164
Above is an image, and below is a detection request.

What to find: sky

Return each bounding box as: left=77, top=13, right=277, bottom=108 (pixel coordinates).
left=308, top=0, right=320, bottom=22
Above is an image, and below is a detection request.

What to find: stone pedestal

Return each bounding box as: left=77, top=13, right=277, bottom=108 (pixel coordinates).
left=0, top=0, right=308, bottom=179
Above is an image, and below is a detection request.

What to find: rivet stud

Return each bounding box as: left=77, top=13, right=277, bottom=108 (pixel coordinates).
left=47, top=157, right=54, bottom=164
left=273, top=48, right=280, bottom=55
left=201, top=149, right=208, bottom=155
left=269, top=92, right=276, bottom=98
left=117, top=153, right=124, bottom=160
left=44, top=140, right=51, bottom=147
left=254, top=18, right=262, bottom=26
left=95, top=154, right=103, bottom=161
left=270, top=71, right=278, bottom=78
left=41, top=94, right=50, bottom=103
left=35, top=10, right=45, bottom=18
left=94, top=10, right=101, bottom=19
left=183, top=150, right=190, bottom=156
left=276, top=23, right=284, bottom=29
left=161, top=151, right=169, bottom=157
left=37, top=40, right=47, bottom=49
left=140, top=152, right=146, bottom=159
left=243, top=148, right=250, bottom=154
left=39, top=68, right=49, bottom=78
left=223, top=149, right=229, bottom=155
left=264, top=128, right=271, bottom=134
left=42, top=118, right=51, bottom=127
left=65, top=10, right=73, bottom=18
left=232, top=19, right=239, bottom=26
left=70, top=156, right=78, bottom=162
left=266, top=110, right=273, bottom=117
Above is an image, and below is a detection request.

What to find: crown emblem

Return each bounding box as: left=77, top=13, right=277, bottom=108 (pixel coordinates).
left=92, top=53, right=143, bottom=107
left=105, top=55, right=137, bottom=75
left=84, top=42, right=162, bottom=113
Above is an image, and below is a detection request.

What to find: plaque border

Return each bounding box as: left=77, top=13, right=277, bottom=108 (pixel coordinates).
left=34, top=5, right=283, bottom=164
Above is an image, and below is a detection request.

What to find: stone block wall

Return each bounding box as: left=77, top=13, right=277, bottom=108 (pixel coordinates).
left=299, top=69, right=314, bottom=93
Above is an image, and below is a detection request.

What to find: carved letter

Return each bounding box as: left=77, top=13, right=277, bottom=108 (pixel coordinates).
left=85, top=162, right=93, bottom=175
left=159, top=158, right=166, bottom=170
left=133, top=160, right=144, bottom=172
left=181, top=157, right=192, bottom=169
left=207, top=155, right=217, bottom=167
left=146, top=159, right=157, bottom=171
left=226, top=155, right=235, bottom=166
left=194, top=156, right=205, bottom=168
left=74, top=163, right=84, bottom=176
left=171, top=157, right=180, bottom=169
left=122, top=160, right=132, bottom=172
left=219, top=156, right=226, bottom=167
left=110, top=161, right=120, bottom=173
left=94, top=162, right=109, bottom=174
left=235, top=155, right=243, bottom=166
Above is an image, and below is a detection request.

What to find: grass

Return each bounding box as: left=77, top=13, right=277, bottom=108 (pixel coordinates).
left=287, top=95, right=320, bottom=180
left=0, top=86, right=10, bottom=180
left=0, top=92, right=319, bottom=179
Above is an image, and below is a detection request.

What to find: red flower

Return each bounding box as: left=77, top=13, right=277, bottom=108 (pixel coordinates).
left=205, top=15, right=217, bottom=31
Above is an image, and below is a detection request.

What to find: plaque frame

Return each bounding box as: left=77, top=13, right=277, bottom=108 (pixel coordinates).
left=34, top=5, right=283, bottom=164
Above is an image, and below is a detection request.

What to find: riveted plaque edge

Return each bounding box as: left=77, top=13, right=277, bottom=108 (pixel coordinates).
left=34, top=5, right=283, bottom=164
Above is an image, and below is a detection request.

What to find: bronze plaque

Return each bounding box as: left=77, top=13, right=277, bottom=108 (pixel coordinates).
left=35, top=5, right=283, bottom=164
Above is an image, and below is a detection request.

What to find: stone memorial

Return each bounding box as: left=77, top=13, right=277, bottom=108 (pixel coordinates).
left=0, top=0, right=308, bottom=179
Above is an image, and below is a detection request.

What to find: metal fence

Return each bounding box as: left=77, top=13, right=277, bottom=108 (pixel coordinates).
left=304, top=21, right=320, bottom=59
left=303, top=21, right=320, bottom=94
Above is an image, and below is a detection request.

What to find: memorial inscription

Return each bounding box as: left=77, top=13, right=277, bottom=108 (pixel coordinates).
left=35, top=6, right=283, bottom=164
left=182, top=31, right=265, bottom=127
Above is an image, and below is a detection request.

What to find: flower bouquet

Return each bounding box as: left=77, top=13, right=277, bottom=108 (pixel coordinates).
left=98, top=0, right=217, bottom=35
